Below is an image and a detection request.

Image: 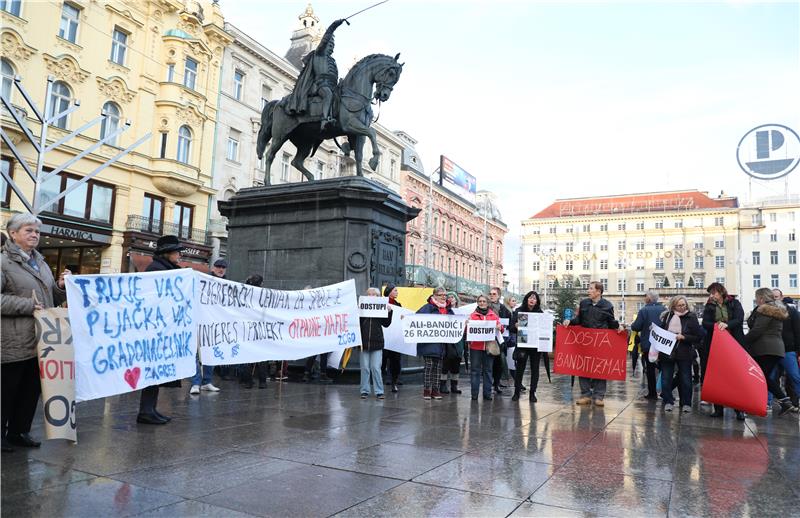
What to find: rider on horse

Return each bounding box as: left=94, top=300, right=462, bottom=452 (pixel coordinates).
left=285, top=19, right=346, bottom=130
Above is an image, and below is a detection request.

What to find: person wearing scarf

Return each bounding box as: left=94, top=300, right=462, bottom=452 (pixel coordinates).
left=509, top=291, right=544, bottom=402
left=416, top=287, right=454, bottom=400
left=439, top=291, right=464, bottom=395
left=656, top=296, right=703, bottom=413
left=468, top=295, right=503, bottom=401
left=381, top=284, right=403, bottom=393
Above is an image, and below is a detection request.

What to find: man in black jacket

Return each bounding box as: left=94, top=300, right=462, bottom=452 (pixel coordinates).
left=563, top=281, right=621, bottom=406
left=489, top=287, right=513, bottom=395
left=773, top=289, right=800, bottom=409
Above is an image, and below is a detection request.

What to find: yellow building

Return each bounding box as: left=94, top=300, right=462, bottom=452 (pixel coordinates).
left=1, top=0, right=231, bottom=273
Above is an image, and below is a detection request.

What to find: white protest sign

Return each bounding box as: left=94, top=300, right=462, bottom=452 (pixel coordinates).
left=195, top=276, right=361, bottom=364
left=34, top=308, right=76, bottom=442
left=359, top=296, right=388, bottom=318
left=383, top=305, right=417, bottom=356
left=517, top=312, right=555, bottom=352
left=402, top=314, right=467, bottom=344
left=467, top=320, right=497, bottom=341
left=500, top=318, right=510, bottom=338
left=452, top=303, right=477, bottom=316
left=649, top=325, right=677, bottom=356
left=66, top=270, right=197, bottom=402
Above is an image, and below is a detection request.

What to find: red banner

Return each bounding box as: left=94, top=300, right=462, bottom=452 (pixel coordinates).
left=701, top=328, right=767, bottom=416
left=553, top=325, right=627, bottom=381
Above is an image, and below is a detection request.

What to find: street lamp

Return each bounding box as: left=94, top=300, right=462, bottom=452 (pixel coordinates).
left=473, top=192, right=494, bottom=288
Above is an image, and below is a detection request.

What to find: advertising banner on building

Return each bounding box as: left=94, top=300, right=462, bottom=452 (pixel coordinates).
left=440, top=155, right=477, bottom=199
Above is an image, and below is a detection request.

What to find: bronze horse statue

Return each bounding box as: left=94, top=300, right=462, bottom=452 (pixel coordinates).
left=256, top=53, right=403, bottom=183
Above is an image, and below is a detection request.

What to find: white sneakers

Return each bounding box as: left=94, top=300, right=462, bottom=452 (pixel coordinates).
left=189, top=385, right=200, bottom=395
left=201, top=383, right=220, bottom=392
left=664, top=403, right=674, bottom=412
left=681, top=405, right=691, bottom=413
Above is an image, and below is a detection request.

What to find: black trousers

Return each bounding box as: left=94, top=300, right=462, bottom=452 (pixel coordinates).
left=382, top=350, right=402, bottom=383
left=697, top=342, right=710, bottom=384
left=754, top=355, right=787, bottom=400
left=1, top=358, right=41, bottom=437
left=514, top=350, right=540, bottom=394
left=240, top=362, right=268, bottom=384
left=442, top=353, right=460, bottom=375
left=644, top=355, right=658, bottom=396
left=492, top=354, right=504, bottom=388
left=139, top=386, right=159, bottom=415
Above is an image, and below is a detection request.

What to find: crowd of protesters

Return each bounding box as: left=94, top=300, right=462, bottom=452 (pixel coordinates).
left=2, top=217, right=799, bottom=451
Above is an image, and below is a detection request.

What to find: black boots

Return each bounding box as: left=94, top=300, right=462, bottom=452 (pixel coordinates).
left=450, top=380, right=462, bottom=394
left=777, top=398, right=794, bottom=416
left=439, top=380, right=450, bottom=394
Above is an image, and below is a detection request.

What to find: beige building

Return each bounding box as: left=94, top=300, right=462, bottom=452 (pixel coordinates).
left=1, top=0, right=231, bottom=273
left=520, top=190, right=741, bottom=323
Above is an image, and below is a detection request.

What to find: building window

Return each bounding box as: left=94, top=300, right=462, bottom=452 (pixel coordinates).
left=674, top=221, right=683, bottom=228
left=601, top=278, right=608, bottom=291
left=261, top=84, right=272, bottom=108
left=616, top=259, right=625, bottom=269
left=655, top=257, right=664, bottom=269
left=99, top=101, right=121, bottom=146
left=694, top=241, right=703, bottom=249
left=714, top=217, right=724, bottom=226
left=0, top=0, right=22, bottom=16
left=110, top=27, right=128, bottom=65
left=547, top=279, right=555, bottom=290
left=770, top=250, right=778, bottom=265
left=39, top=171, right=115, bottom=224
left=281, top=153, right=290, bottom=181
left=694, top=256, right=704, bottom=269
left=1, top=58, right=14, bottom=100
left=159, top=132, right=168, bottom=158
left=532, top=261, right=540, bottom=271
left=390, top=158, right=397, bottom=180
left=184, top=58, right=198, bottom=90
left=548, top=260, right=556, bottom=271
left=714, top=238, right=724, bottom=248
left=142, top=194, right=164, bottom=233
left=566, top=242, right=574, bottom=252
left=582, top=224, right=590, bottom=232
left=752, top=251, right=760, bottom=265
left=715, top=256, right=724, bottom=268
left=790, top=274, right=798, bottom=289
left=753, top=274, right=761, bottom=288
left=173, top=203, right=193, bottom=239
left=600, top=224, right=608, bottom=231
left=566, top=226, right=573, bottom=233
left=582, top=241, right=590, bottom=252
left=47, top=81, right=72, bottom=129
left=655, top=222, right=663, bottom=229
left=600, top=244, right=608, bottom=251
left=531, top=281, right=540, bottom=291
left=531, top=244, right=540, bottom=253
left=675, top=243, right=684, bottom=250
left=715, top=276, right=725, bottom=284
left=655, top=278, right=663, bottom=289
left=1, top=156, right=13, bottom=208
left=635, top=241, right=644, bottom=250
left=790, top=250, right=797, bottom=265
left=233, top=69, right=244, bottom=101
left=315, top=160, right=324, bottom=180
left=790, top=229, right=796, bottom=241
left=771, top=274, right=780, bottom=288
left=770, top=231, right=778, bottom=242
left=751, top=214, right=760, bottom=225
left=549, top=226, right=556, bottom=234
left=166, top=63, right=175, bottom=82
left=636, top=221, right=644, bottom=230
left=636, top=281, right=645, bottom=292
left=582, top=260, right=590, bottom=270
left=600, top=259, right=608, bottom=270
left=618, top=223, right=626, bottom=230
left=226, top=130, right=240, bottom=162
left=565, top=260, right=573, bottom=271
left=655, top=242, right=664, bottom=249
left=769, top=213, right=777, bottom=222
left=617, top=279, right=627, bottom=292
left=675, top=278, right=684, bottom=289
left=675, top=257, right=684, bottom=270
left=618, top=241, right=626, bottom=251
left=176, top=125, right=192, bottom=164
left=59, top=3, right=80, bottom=43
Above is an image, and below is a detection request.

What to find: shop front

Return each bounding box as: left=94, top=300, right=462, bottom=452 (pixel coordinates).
left=38, top=218, right=112, bottom=277
left=122, top=231, right=212, bottom=273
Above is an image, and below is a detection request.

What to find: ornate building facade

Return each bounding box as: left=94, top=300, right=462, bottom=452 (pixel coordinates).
left=1, top=0, right=231, bottom=273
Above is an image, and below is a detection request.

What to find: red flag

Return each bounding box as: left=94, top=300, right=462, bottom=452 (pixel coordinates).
left=700, top=328, right=767, bottom=416
left=553, top=325, right=627, bottom=381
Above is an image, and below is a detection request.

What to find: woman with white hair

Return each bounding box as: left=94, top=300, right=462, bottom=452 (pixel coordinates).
left=655, top=295, right=703, bottom=413
left=358, top=287, right=392, bottom=399
left=1, top=213, right=69, bottom=452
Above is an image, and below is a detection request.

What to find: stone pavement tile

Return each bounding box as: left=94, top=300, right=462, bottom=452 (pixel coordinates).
left=529, top=468, right=672, bottom=516
left=673, top=410, right=752, bottom=431
left=588, top=427, right=679, bottom=451
left=239, top=428, right=386, bottom=464
left=668, top=481, right=800, bottom=518
left=0, top=477, right=183, bottom=517
left=132, top=500, right=258, bottom=517
left=389, top=425, right=501, bottom=452
left=318, top=442, right=463, bottom=480
left=509, top=502, right=592, bottom=517
left=676, top=428, right=764, bottom=464
left=412, top=453, right=555, bottom=500
left=468, top=433, right=586, bottom=466
left=561, top=444, right=677, bottom=482
left=0, top=458, right=95, bottom=497
left=671, top=456, right=795, bottom=493
left=198, top=464, right=402, bottom=517
left=110, top=450, right=303, bottom=498
left=333, top=481, right=522, bottom=518
left=745, top=414, right=800, bottom=438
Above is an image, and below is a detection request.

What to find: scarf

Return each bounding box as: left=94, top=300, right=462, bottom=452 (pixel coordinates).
left=432, top=297, right=448, bottom=314
left=714, top=301, right=728, bottom=323
left=388, top=297, right=397, bottom=306
left=475, top=306, right=489, bottom=316
left=668, top=310, right=687, bottom=335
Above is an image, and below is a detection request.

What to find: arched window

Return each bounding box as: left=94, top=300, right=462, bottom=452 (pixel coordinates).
left=48, top=81, right=72, bottom=129
left=176, top=125, right=192, bottom=164
left=1, top=58, right=14, bottom=101
left=99, top=101, right=121, bottom=146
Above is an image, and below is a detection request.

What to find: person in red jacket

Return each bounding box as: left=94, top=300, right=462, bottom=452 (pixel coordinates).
left=468, top=295, right=503, bottom=401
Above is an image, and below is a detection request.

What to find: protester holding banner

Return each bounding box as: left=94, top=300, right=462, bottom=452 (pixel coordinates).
left=1, top=213, right=68, bottom=451
left=701, top=282, right=746, bottom=418
left=489, top=287, right=513, bottom=395
left=468, top=295, right=503, bottom=401
left=510, top=291, right=543, bottom=402
left=656, top=296, right=703, bottom=413
left=358, top=288, right=392, bottom=399
left=189, top=262, right=225, bottom=395
left=381, top=284, right=403, bottom=393
left=417, top=287, right=453, bottom=400
left=439, top=291, right=464, bottom=395
left=137, top=235, right=184, bottom=425
left=630, top=290, right=665, bottom=401
left=239, top=275, right=269, bottom=390
left=744, top=288, right=794, bottom=416
left=564, top=281, right=620, bottom=407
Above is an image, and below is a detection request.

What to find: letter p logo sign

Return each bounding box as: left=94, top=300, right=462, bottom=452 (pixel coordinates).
left=737, top=124, right=800, bottom=180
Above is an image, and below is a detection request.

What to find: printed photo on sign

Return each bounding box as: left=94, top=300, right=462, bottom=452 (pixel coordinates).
left=499, top=318, right=510, bottom=337
left=358, top=296, right=388, bottom=318
left=517, top=314, right=529, bottom=328
left=518, top=329, right=529, bottom=345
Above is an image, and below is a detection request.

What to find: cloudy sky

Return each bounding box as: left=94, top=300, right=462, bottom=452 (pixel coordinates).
left=222, top=0, right=800, bottom=291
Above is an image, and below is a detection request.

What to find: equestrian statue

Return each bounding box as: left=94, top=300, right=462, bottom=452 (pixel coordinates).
left=256, top=18, right=403, bottom=183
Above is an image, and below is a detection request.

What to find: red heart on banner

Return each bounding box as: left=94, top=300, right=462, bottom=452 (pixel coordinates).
left=124, top=367, right=141, bottom=389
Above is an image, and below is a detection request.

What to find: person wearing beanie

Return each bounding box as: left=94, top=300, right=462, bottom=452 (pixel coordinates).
left=439, top=291, right=464, bottom=395
left=381, top=284, right=403, bottom=392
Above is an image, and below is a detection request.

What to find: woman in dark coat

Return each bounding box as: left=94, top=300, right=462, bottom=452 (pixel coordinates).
left=381, top=284, right=403, bottom=393
left=510, top=291, right=543, bottom=402
left=137, top=235, right=184, bottom=425
left=417, top=287, right=453, bottom=400
left=745, top=288, right=793, bottom=416
left=656, top=296, right=703, bottom=413
left=701, top=282, right=746, bottom=418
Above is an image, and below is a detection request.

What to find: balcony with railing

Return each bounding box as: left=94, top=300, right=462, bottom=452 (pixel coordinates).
left=125, top=215, right=209, bottom=245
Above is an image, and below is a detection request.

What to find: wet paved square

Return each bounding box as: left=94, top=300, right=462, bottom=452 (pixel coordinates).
left=2, top=372, right=799, bottom=517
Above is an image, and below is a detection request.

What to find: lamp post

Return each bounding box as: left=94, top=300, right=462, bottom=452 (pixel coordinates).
left=425, top=168, right=438, bottom=270
left=473, top=192, right=492, bottom=288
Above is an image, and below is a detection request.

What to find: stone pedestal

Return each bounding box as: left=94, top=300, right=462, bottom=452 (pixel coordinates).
left=218, top=177, right=420, bottom=292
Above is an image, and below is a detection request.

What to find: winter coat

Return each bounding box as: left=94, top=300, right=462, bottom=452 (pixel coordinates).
left=656, top=311, right=703, bottom=362
left=468, top=309, right=501, bottom=351
left=630, top=302, right=666, bottom=352
left=701, top=296, right=745, bottom=347
left=416, top=302, right=454, bottom=358
left=744, top=302, right=789, bottom=358
left=146, top=255, right=181, bottom=272
left=509, top=305, right=543, bottom=352
left=1, top=240, right=66, bottom=363
left=780, top=300, right=800, bottom=354
left=359, top=312, right=392, bottom=352
left=570, top=297, right=619, bottom=329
